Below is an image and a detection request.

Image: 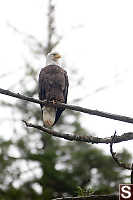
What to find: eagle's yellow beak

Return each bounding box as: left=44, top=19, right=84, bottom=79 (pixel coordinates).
left=54, top=53, right=61, bottom=59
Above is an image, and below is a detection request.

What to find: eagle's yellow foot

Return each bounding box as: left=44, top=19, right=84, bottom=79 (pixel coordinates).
left=52, top=100, right=57, bottom=104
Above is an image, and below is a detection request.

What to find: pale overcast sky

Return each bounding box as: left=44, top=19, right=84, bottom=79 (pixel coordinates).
left=0, top=0, right=133, bottom=155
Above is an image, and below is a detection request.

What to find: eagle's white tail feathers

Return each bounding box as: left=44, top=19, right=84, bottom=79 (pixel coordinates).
left=42, top=106, right=56, bottom=128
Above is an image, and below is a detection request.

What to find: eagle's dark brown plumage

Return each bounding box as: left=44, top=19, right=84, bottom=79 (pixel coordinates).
left=39, top=56, right=69, bottom=127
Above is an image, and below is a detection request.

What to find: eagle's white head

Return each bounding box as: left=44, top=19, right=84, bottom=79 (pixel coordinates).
left=46, top=52, right=61, bottom=66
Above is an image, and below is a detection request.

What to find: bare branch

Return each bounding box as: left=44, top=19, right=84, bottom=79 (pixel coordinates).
left=110, top=131, right=133, bottom=170
left=23, top=120, right=133, bottom=144
left=0, top=88, right=40, bottom=104
left=110, top=132, right=133, bottom=184
left=52, top=194, right=118, bottom=200
left=1, top=88, right=133, bottom=125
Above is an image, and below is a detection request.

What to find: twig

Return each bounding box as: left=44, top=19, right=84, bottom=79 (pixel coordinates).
left=52, top=194, right=118, bottom=200
left=131, top=164, right=133, bottom=184
left=110, top=131, right=132, bottom=170
left=1, top=88, right=133, bottom=124
left=23, top=121, right=133, bottom=144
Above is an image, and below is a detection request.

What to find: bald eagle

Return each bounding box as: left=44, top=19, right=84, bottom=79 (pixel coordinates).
left=38, top=52, right=69, bottom=128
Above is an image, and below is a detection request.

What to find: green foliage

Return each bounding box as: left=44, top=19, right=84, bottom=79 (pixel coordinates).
left=76, top=186, right=94, bottom=196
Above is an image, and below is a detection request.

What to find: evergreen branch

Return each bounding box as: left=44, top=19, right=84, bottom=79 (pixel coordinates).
left=23, top=120, right=133, bottom=144
left=1, top=88, right=133, bottom=124
left=52, top=194, right=118, bottom=200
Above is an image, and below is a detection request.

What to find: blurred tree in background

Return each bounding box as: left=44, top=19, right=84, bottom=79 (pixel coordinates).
left=0, top=0, right=131, bottom=199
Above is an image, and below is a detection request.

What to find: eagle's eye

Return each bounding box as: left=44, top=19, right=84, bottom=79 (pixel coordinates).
left=50, top=53, right=61, bottom=59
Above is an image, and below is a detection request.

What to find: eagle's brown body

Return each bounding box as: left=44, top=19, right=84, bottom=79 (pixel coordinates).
left=39, top=65, right=69, bottom=125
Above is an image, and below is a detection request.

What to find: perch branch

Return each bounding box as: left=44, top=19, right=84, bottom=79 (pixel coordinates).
left=23, top=120, right=133, bottom=144
left=1, top=88, right=133, bottom=124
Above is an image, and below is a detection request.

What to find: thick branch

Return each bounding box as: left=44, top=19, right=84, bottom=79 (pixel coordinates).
left=1, top=88, right=133, bottom=124
left=23, top=121, right=133, bottom=144
left=52, top=194, right=118, bottom=200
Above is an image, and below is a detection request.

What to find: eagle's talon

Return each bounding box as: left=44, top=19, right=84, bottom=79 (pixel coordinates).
left=52, top=100, right=57, bottom=104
